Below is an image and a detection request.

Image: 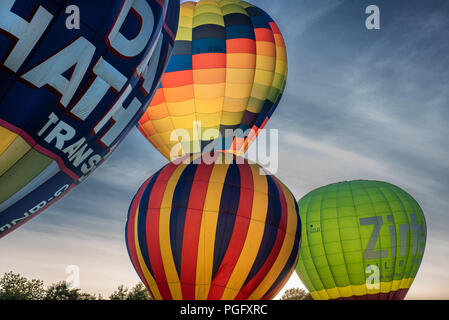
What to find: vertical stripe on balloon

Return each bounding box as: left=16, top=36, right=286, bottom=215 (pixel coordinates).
left=195, top=162, right=229, bottom=299
left=158, top=164, right=187, bottom=299
left=259, top=183, right=301, bottom=300
left=135, top=171, right=162, bottom=282
left=143, top=163, right=179, bottom=300
left=207, top=162, right=254, bottom=299
left=169, top=163, right=198, bottom=277
left=247, top=176, right=290, bottom=299
left=211, top=164, right=241, bottom=281
left=180, top=162, right=214, bottom=299
left=221, top=164, right=269, bottom=299
left=126, top=175, right=156, bottom=298
left=238, top=174, right=281, bottom=291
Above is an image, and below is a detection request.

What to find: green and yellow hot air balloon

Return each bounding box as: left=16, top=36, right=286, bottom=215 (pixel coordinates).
left=295, top=180, right=426, bottom=300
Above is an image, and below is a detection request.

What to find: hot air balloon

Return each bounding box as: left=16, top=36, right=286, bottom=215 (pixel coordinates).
left=0, top=0, right=180, bottom=238
left=125, top=154, right=300, bottom=300
left=138, top=0, right=288, bottom=160
left=295, top=180, right=427, bottom=300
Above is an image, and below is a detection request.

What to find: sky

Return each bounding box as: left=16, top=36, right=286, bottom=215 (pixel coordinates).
left=1, top=0, right=449, bottom=300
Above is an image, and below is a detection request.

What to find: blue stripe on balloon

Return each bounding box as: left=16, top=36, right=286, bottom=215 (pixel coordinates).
left=225, top=25, right=255, bottom=40
left=249, top=15, right=271, bottom=29
left=262, top=195, right=301, bottom=298
left=136, top=169, right=163, bottom=280
left=241, top=174, right=282, bottom=287
left=165, top=54, right=192, bottom=72
left=254, top=100, right=274, bottom=127
left=211, top=163, right=240, bottom=280
left=192, top=38, right=226, bottom=55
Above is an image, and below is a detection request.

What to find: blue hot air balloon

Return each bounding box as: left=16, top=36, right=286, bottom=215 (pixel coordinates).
left=0, top=0, right=180, bottom=237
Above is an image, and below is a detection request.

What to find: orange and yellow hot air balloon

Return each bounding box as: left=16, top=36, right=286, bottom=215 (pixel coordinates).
left=138, top=0, right=288, bottom=160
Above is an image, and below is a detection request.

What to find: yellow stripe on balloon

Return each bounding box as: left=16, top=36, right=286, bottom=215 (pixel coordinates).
left=0, top=149, right=52, bottom=205
left=195, top=163, right=229, bottom=300
left=194, top=83, right=226, bottom=102
left=220, top=2, right=248, bottom=16
left=195, top=112, right=221, bottom=129
left=193, top=13, right=224, bottom=28
left=310, top=278, right=415, bottom=300
left=220, top=112, right=244, bottom=127
left=195, top=2, right=222, bottom=16
left=194, top=97, right=224, bottom=114
left=221, top=164, right=269, bottom=300
left=159, top=164, right=187, bottom=300
left=167, top=99, right=196, bottom=116
left=0, top=126, right=18, bottom=154
left=249, top=180, right=298, bottom=299
left=151, top=117, right=174, bottom=135
left=0, top=135, right=31, bottom=176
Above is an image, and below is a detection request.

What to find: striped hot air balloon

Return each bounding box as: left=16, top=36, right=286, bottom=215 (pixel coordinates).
left=125, top=155, right=300, bottom=300
left=138, top=0, right=288, bottom=160
left=295, top=180, right=427, bottom=300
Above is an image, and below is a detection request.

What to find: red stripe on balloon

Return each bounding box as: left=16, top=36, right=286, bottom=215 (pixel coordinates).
left=268, top=21, right=281, bottom=35
left=254, top=28, right=275, bottom=43
left=179, top=162, right=215, bottom=299
left=145, top=163, right=178, bottom=300
left=235, top=176, right=288, bottom=299
left=207, top=163, right=254, bottom=300
left=192, top=53, right=226, bottom=69
left=226, top=39, right=256, bottom=54
left=162, top=70, right=193, bottom=88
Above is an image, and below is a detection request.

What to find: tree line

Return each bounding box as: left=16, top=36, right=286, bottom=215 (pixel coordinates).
left=0, top=271, right=312, bottom=300
left=0, top=271, right=150, bottom=300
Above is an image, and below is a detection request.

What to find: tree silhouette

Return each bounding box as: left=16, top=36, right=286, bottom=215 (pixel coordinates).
left=0, top=271, right=45, bottom=300
left=280, top=288, right=313, bottom=300
left=109, top=283, right=151, bottom=300
left=44, top=281, right=97, bottom=300
left=0, top=272, right=146, bottom=300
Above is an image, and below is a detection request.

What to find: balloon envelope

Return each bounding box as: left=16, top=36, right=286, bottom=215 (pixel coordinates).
left=295, top=180, right=427, bottom=300
left=0, top=0, right=179, bottom=237
left=126, top=154, right=300, bottom=300
left=138, top=0, right=288, bottom=160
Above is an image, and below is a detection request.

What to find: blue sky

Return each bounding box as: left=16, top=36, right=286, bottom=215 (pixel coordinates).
left=1, top=0, right=449, bottom=299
